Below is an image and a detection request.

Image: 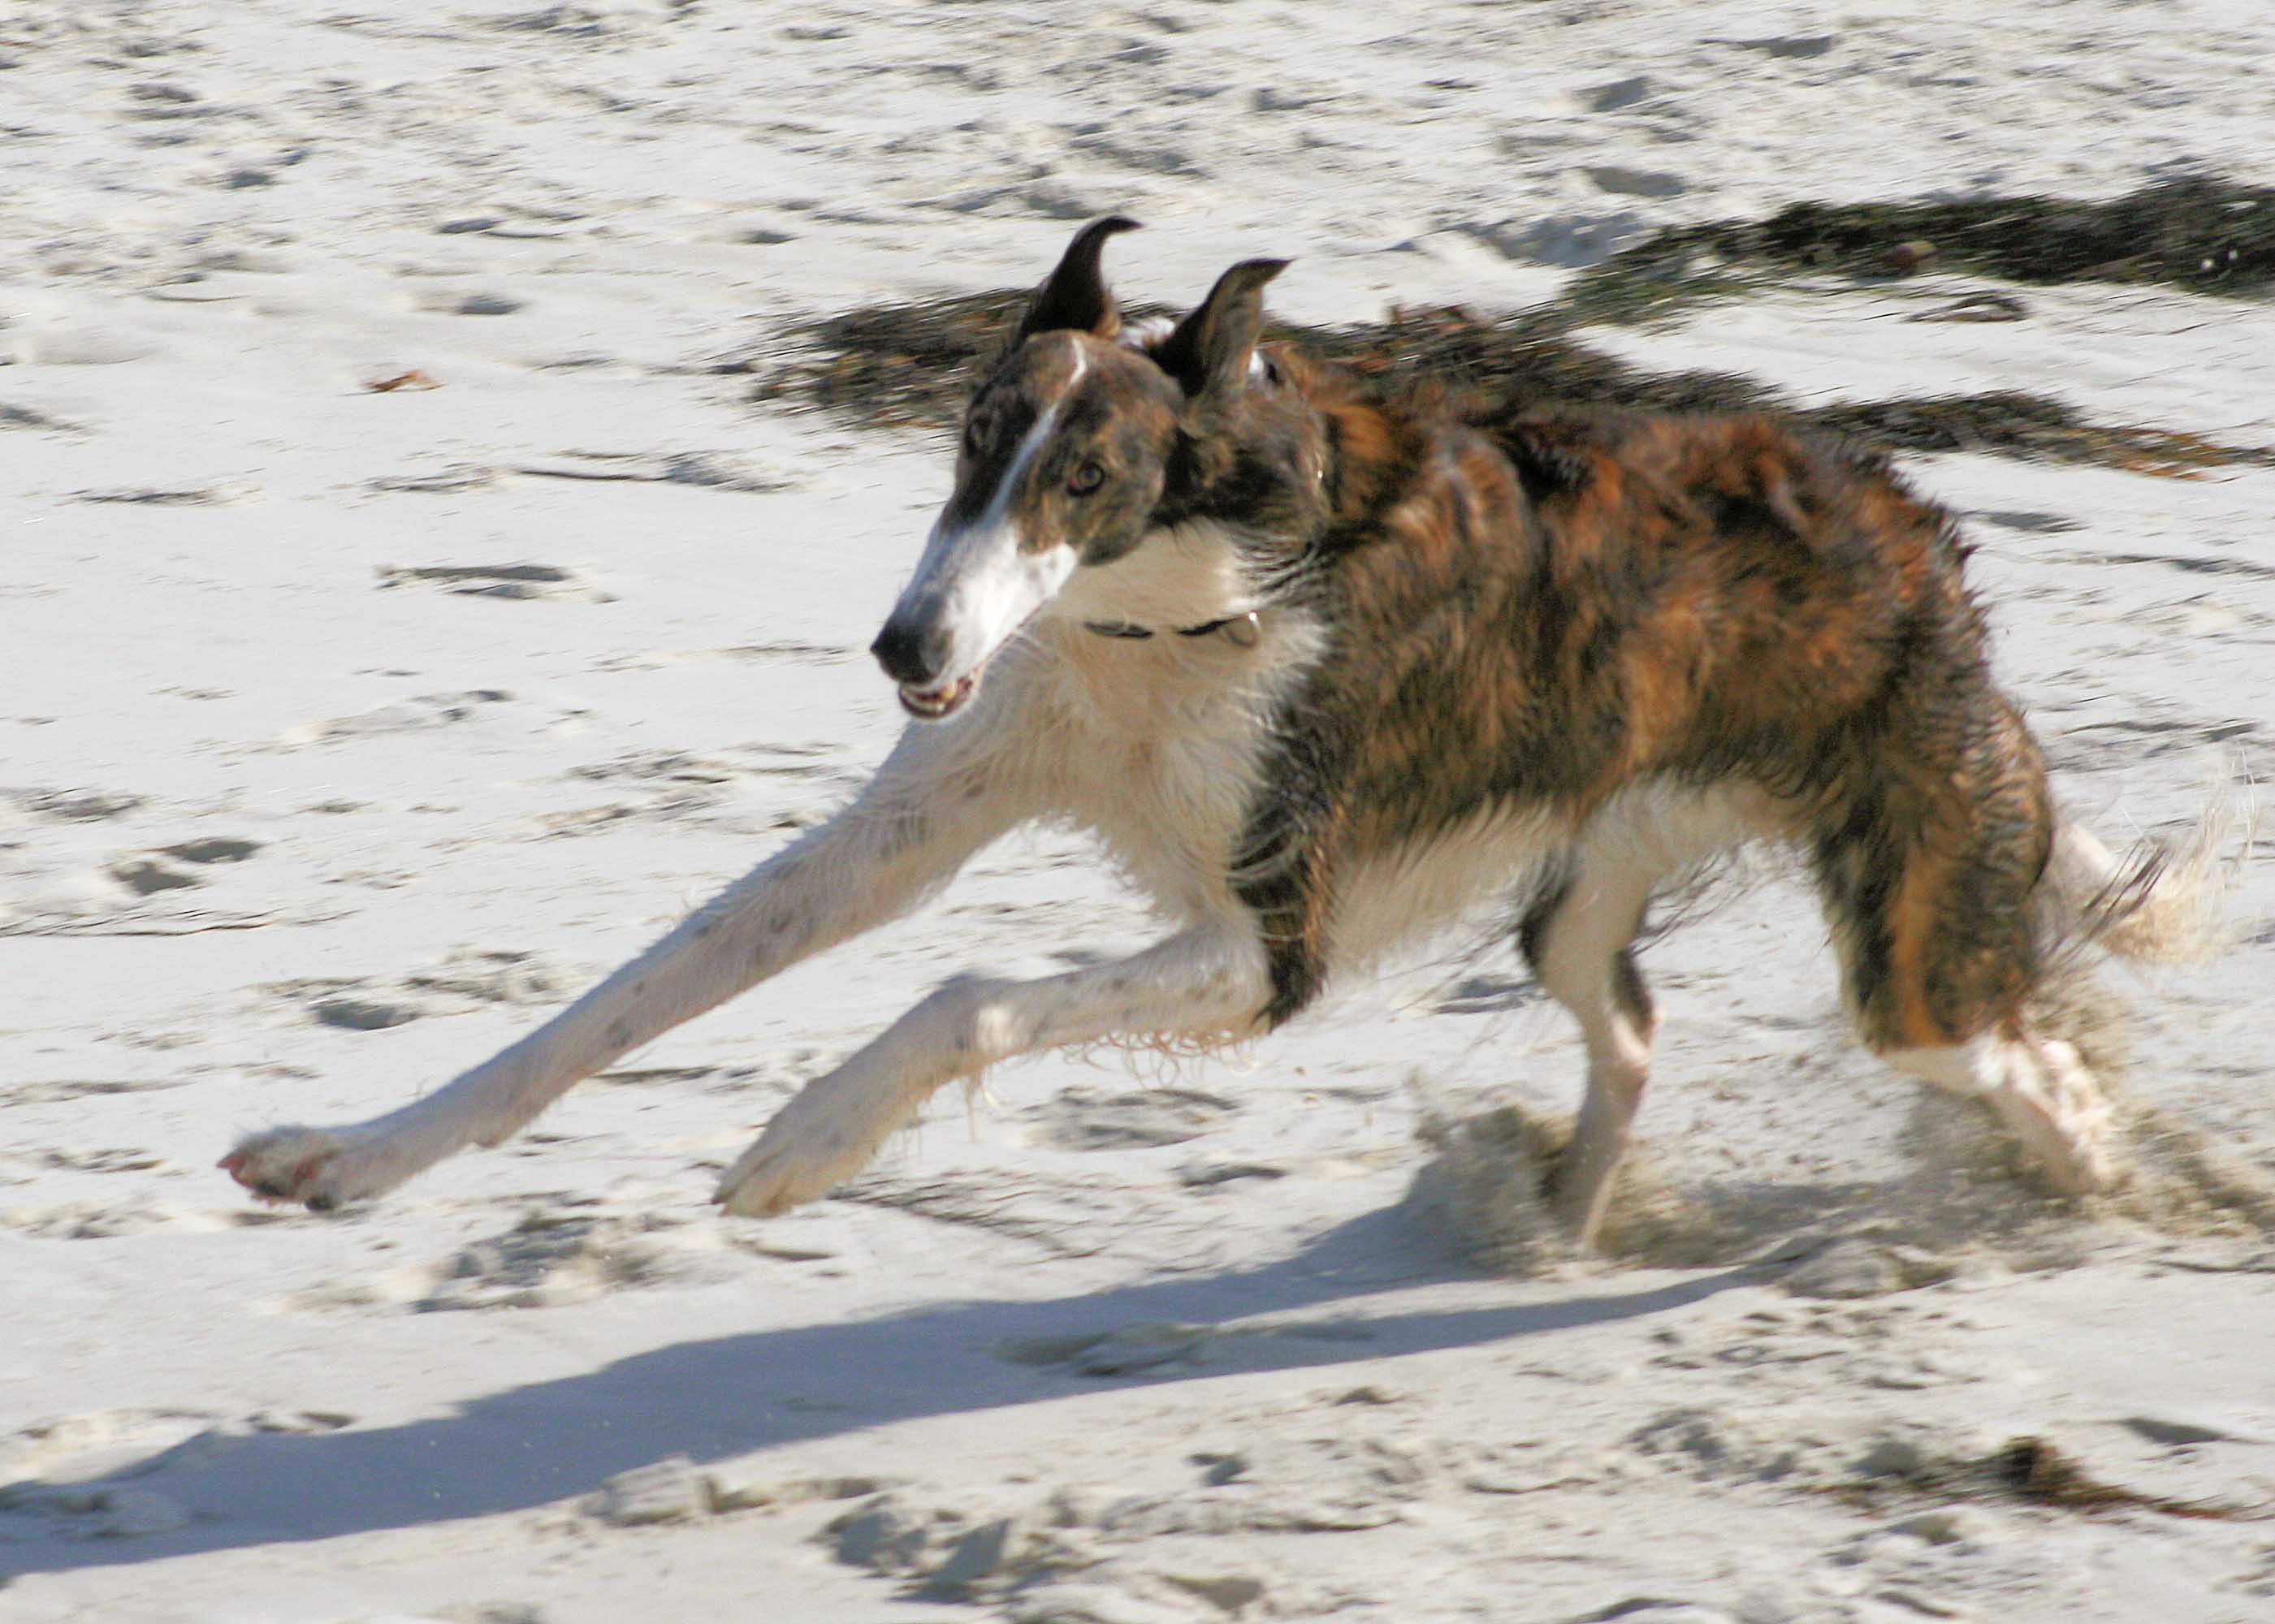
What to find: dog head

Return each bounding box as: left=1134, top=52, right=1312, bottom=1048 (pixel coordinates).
left=872, top=219, right=1290, bottom=720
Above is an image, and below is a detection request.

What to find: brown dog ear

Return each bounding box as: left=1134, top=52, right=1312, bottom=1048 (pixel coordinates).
left=1015, top=216, right=1141, bottom=343
left=1153, top=257, right=1290, bottom=407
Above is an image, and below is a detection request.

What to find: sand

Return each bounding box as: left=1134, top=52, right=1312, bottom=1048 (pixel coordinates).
left=4, top=2, right=2273, bottom=1621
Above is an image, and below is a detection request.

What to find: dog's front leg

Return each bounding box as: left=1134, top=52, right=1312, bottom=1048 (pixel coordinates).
left=223, top=728, right=1025, bottom=1211
left=716, top=925, right=1270, bottom=1216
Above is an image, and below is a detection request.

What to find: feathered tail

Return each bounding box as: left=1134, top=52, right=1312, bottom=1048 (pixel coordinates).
left=2039, top=787, right=2250, bottom=971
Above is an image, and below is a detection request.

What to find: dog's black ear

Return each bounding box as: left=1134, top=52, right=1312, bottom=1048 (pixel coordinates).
left=1016, top=216, right=1141, bottom=343
left=1153, top=257, right=1289, bottom=408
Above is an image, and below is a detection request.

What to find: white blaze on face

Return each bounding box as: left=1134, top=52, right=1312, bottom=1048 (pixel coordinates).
left=895, top=347, right=1087, bottom=689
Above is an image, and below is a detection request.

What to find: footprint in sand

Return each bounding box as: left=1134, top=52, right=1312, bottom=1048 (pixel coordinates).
left=3, top=1076, right=191, bottom=1108
left=105, top=836, right=265, bottom=896
left=376, top=562, right=612, bottom=603
left=9, top=788, right=145, bottom=822
left=1, top=1407, right=357, bottom=1540
left=107, top=854, right=207, bottom=896
left=74, top=482, right=261, bottom=506
left=538, top=743, right=856, bottom=836
left=36, top=1147, right=167, bottom=1174
left=0, top=1199, right=239, bottom=1241
left=279, top=689, right=517, bottom=747
left=0, top=1406, right=223, bottom=1486
left=162, top=836, right=263, bottom=864
left=1026, top=1085, right=1241, bottom=1152
left=281, top=1204, right=741, bottom=1315
left=366, top=463, right=499, bottom=494
left=266, top=946, right=581, bottom=1031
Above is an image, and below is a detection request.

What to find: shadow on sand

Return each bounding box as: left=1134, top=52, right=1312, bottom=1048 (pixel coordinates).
left=2, top=1205, right=1745, bottom=1578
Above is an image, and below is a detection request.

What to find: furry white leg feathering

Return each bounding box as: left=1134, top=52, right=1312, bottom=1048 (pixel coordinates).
left=1884, top=1034, right=2117, bottom=1195
left=716, top=927, right=1269, bottom=1216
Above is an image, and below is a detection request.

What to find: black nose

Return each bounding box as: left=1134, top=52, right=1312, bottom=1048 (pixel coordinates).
left=871, top=616, right=944, bottom=686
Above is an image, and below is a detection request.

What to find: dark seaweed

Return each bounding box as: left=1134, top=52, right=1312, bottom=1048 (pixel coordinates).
left=1601, top=175, right=2275, bottom=296
left=749, top=290, right=2270, bottom=478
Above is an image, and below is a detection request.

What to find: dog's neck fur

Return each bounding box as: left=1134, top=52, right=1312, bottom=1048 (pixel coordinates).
left=1050, top=517, right=1267, bottom=633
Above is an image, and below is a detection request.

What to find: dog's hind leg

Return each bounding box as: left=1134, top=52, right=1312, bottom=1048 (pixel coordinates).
left=1879, top=1032, right=2112, bottom=1194
left=1816, top=704, right=2116, bottom=1196
left=1517, top=788, right=1770, bottom=1248
left=223, top=725, right=1031, bottom=1211
left=1869, top=818, right=2115, bottom=1196
left=1519, top=844, right=1663, bottom=1251
left=717, top=926, right=1270, bottom=1217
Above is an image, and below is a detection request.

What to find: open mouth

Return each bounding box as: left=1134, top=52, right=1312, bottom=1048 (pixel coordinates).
left=897, top=667, right=980, bottom=721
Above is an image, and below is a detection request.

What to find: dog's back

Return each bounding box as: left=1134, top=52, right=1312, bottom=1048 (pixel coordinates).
left=1231, top=364, right=2020, bottom=1030
left=1199, top=344, right=2133, bottom=1239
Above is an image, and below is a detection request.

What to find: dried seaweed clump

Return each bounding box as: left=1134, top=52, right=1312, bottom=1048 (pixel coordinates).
left=1602, top=175, right=2275, bottom=295
left=754, top=295, right=2270, bottom=477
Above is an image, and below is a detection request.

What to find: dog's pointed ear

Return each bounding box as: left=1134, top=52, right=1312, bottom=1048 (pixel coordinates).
left=1015, top=216, right=1141, bottom=343
left=1153, top=257, right=1289, bottom=408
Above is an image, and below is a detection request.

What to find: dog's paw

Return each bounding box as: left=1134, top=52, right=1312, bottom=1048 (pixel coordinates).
left=713, top=1115, right=866, bottom=1219
left=219, top=1126, right=386, bottom=1212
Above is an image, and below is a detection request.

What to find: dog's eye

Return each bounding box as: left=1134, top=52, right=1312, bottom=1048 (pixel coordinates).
left=1067, top=461, right=1106, bottom=495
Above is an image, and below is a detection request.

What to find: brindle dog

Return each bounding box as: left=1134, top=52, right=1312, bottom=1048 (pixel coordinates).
left=227, top=218, right=2189, bottom=1249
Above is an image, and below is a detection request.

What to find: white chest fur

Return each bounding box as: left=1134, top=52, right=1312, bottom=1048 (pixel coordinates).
left=983, top=522, right=1324, bottom=925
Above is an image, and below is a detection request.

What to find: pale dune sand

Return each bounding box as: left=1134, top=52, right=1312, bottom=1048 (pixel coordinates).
left=5, top=4, right=2274, bottom=1621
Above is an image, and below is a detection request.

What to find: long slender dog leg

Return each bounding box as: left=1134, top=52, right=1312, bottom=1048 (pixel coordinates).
left=1881, top=1034, right=2116, bottom=1194
left=1520, top=853, right=1660, bottom=1250
left=716, top=926, right=1270, bottom=1216
left=1517, top=789, right=1766, bottom=1248
left=223, top=728, right=1028, bottom=1210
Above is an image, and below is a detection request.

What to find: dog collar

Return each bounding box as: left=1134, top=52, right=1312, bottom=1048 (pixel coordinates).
left=1083, top=610, right=1261, bottom=648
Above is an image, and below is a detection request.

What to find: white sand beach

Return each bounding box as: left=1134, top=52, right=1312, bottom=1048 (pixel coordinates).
left=4, top=3, right=2273, bottom=1620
